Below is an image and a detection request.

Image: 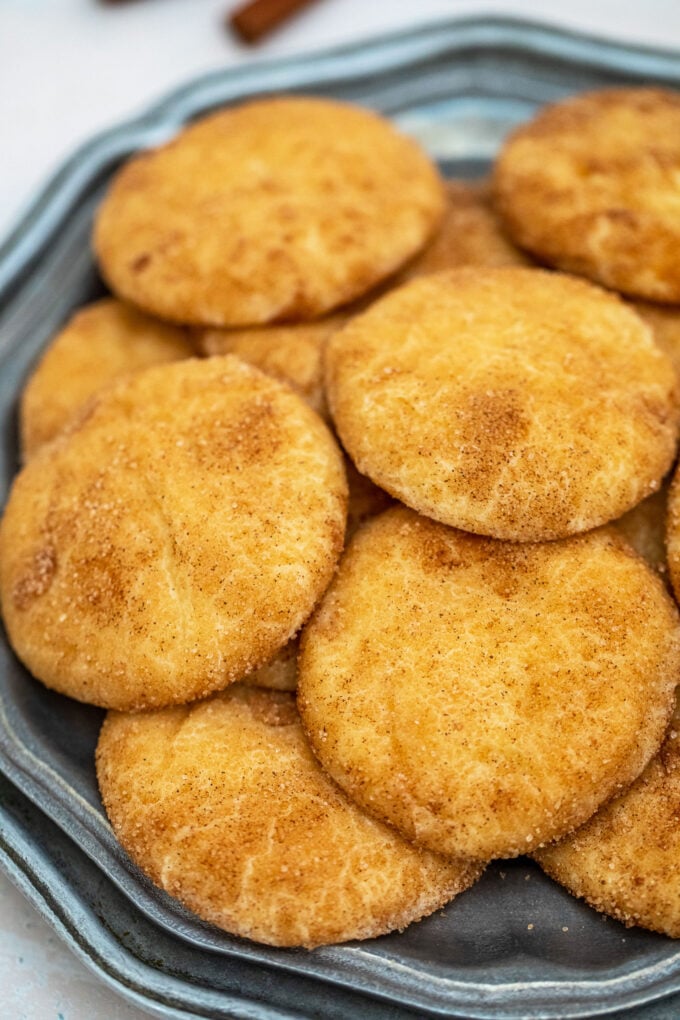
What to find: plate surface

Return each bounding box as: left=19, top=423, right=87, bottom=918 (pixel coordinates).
left=2, top=16, right=680, bottom=1020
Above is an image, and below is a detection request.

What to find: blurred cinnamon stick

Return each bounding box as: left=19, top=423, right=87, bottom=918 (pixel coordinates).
left=229, top=0, right=322, bottom=45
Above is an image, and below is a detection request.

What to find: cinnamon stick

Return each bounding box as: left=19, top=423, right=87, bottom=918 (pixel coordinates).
left=229, top=0, right=322, bottom=45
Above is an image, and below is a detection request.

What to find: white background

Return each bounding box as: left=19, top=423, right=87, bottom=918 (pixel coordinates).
left=3, top=2, right=680, bottom=1017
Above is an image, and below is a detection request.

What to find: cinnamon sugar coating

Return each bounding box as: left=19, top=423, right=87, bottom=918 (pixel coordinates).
left=0, top=357, right=347, bottom=710
left=325, top=268, right=680, bottom=541
left=96, top=685, right=482, bottom=947
left=494, top=88, right=680, bottom=301
left=20, top=298, right=192, bottom=460
left=94, top=98, right=444, bottom=326
left=298, top=507, right=680, bottom=861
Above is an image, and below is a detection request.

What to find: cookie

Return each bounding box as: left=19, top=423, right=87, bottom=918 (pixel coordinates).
left=0, top=357, right=347, bottom=710
left=94, top=98, right=445, bottom=326
left=534, top=697, right=680, bottom=937
left=325, top=268, right=679, bottom=541
left=96, top=685, right=482, bottom=947
left=196, top=315, right=347, bottom=420
left=298, top=507, right=680, bottom=861
left=403, top=179, right=530, bottom=277
left=494, top=88, right=680, bottom=301
left=20, top=298, right=192, bottom=460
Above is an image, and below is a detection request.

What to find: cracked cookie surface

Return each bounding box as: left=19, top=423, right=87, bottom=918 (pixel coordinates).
left=96, top=684, right=481, bottom=947
left=494, top=88, right=680, bottom=301
left=298, top=507, right=680, bottom=861
left=94, top=97, right=444, bottom=326
left=325, top=268, right=679, bottom=541
left=0, top=357, right=347, bottom=709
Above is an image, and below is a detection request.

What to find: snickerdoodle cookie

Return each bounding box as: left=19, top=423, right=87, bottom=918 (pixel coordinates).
left=20, top=298, right=192, bottom=460
left=325, top=268, right=679, bottom=541
left=298, top=507, right=680, bottom=861
left=94, top=98, right=444, bottom=325
left=0, top=357, right=346, bottom=710
left=96, top=685, right=482, bottom=947
left=494, top=88, right=680, bottom=301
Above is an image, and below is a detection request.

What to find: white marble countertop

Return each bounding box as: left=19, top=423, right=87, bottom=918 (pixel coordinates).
left=0, top=875, right=149, bottom=1020
left=3, top=2, right=680, bottom=1016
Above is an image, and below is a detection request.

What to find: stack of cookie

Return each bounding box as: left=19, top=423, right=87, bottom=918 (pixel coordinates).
left=2, top=89, right=680, bottom=949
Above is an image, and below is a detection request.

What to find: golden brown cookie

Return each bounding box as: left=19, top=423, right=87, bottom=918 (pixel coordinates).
left=298, top=507, right=680, bottom=861
left=325, top=268, right=679, bottom=541
left=20, top=299, right=192, bottom=460
left=196, top=315, right=347, bottom=420
left=494, top=88, right=680, bottom=302
left=534, top=697, right=680, bottom=937
left=94, top=98, right=445, bottom=326
left=0, top=357, right=347, bottom=710
left=96, top=685, right=482, bottom=948
left=403, top=179, right=530, bottom=278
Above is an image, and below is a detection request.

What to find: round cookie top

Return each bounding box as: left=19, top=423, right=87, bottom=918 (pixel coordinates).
left=325, top=268, right=679, bottom=541
left=494, top=88, right=680, bottom=301
left=298, top=507, right=680, bottom=861
left=0, top=356, right=347, bottom=710
left=96, top=685, right=481, bottom=948
left=93, top=97, right=445, bottom=326
left=20, top=298, right=192, bottom=460
left=534, top=697, right=680, bottom=937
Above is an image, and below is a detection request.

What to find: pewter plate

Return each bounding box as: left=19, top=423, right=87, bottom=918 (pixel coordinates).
left=2, top=17, right=680, bottom=1019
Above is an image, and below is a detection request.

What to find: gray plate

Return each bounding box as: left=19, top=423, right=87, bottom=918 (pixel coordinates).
left=2, top=16, right=680, bottom=1020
